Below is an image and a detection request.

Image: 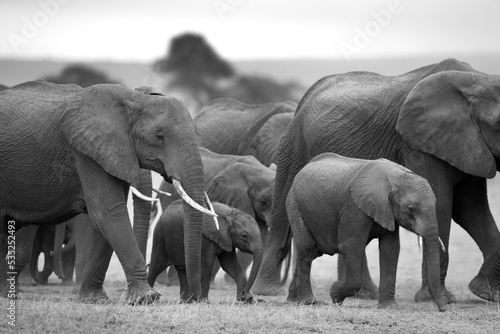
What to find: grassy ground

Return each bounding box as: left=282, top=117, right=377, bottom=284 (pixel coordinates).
left=2, top=178, right=500, bottom=333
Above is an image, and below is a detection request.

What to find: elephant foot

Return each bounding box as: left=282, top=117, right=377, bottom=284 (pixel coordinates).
left=180, top=294, right=207, bottom=303
left=468, top=275, right=500, bottom=302
left=127, top=282, right=161, bottom=305
left=78, top=289, right=110, bottom=304
left=414, top=285, right=456, bottom=304
left=329, top=281, right=354, bottom=305
left=237, top=292, right=254, bottom=303
left=251, top=281, right=286, bottom=296
left=354, top=285, right=379, bottom=300
left=35, top=276, right=49, bottom=285
left=290, top=295, right=317, bottom=305
left=61, top=279, right=75, bottom=286
left=19, top=277, right=38, bottom=287
left=377, top=300, right=398, bottom=309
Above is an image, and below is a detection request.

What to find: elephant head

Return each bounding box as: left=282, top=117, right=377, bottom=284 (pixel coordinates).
left=203, top=203, right=263, bottom=299
left=61, top=84, right=213, bottom=300
left=397, top=70, right=500, bottom=178
left=351, top=159, right=446, bottom=311
left=208, top=160, right=275, bottom=231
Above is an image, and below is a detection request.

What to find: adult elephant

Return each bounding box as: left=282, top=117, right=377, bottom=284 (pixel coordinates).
left=0, top=81, right=215, bottom=303
left=194, top=98, right=296, bottom=166
left=254, top=58, right=500, bottom=303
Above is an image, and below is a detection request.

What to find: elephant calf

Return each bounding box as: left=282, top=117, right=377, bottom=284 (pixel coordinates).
left=286, top=153, right=446, bottom=311
left=148, top=200, right=263, bottom=302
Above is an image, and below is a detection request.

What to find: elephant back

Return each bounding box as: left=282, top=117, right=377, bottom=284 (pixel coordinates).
left=194, top=98, right=287, bottom=155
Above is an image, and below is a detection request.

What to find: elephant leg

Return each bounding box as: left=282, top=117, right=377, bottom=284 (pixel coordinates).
left=337, top=252, right=378, bottom=300
left=286, top=197, right=317, bottom=304
left=175, top=265, right=191, bottom=303
left=146, top=233, right=170, bottom=288
left=61, top=246, right=75, bottom=285
left=78, top=225, right=113, bottom=303
left=0, top=223, right=37, bottom=298
left=28, top=228, right=42, bottom=285
left=18, top=266, right=35, bottom=289
left=218, top=251, right=249, bottom=302
left=75, top=155, right=159, bottom=305
left=287, top=228, right=318, bottom=304
left=378, top=231, right=400, bottom=308
left=290, top=245, right=316, bottom=304
left=37, top=248, right=54, bottom=284
left=52, top=222, right=67, bottom=281
left=330, top=246, right=365, bottom=305
left=74, top=214, right=91, bottom=287
left=210, top=259, right=220, bottom=284
left=453, top=177, right=500, bottom=302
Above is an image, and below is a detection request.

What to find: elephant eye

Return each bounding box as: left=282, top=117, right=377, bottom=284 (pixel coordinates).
left=156, top=132, right=165, bottom=142
left=407, top=206, right=416, bottom=215
left=260, top=199, right=267, bottom=206
left=242, top=233, right=248, bottom=240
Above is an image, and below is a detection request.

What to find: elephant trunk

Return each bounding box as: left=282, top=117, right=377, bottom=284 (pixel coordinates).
left=53, top=223, right=66, bottom=280
left=169, top=142, right=206, bottom=301
left=132, top=170, right=153, bottom=260
left=244, top=237, right=264, bottom=297
left=422, top=224, right=446, bottom=311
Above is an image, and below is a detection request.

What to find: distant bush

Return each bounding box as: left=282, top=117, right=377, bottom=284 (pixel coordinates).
left=44, top=64, right=119, bottom=87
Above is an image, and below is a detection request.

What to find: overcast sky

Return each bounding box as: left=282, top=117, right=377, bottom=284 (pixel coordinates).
left=1, top=0, right=499, bottom=62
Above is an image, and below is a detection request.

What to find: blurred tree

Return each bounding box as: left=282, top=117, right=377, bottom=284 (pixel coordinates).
left=153, top=33, right=304, bottom=115
left=154, top=33, right=234, bottom=85
left=44, top=64, right=119, bottom=88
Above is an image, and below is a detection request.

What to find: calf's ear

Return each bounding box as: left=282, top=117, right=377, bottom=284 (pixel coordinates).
left=351, top=161, right=395, bottom=231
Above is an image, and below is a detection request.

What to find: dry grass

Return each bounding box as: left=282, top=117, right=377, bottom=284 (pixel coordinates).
left=2, top=178, right=500, bottom=333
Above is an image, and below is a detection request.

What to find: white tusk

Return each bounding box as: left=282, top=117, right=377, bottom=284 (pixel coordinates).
left=150, top=200, right=163, bottom=236
left=417, top=235, right=423, bottom=254
left=439, top=237, right=446, bottom=253
left=205, top=192, right=219, bottom=230
left=130, top=186, right=159, bottom=202
left=172, top=179, right=218, bottom=218
left=152, top=187, right=172, bottom=197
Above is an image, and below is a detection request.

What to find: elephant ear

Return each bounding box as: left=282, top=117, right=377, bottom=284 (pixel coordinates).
left=396, top=70, right=496, bottom=179
left=208, top=163, right=256, bottom=218
left=134, top=85, right=165, bottom=96
left=62, top=84, right=143, bottom=186
left=203, top=206, right=233, bottom=252
left=351, top=160, right=395, bottom=231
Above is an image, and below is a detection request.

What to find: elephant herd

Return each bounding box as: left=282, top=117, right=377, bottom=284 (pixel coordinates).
left=1, top=58, right=500, bottom=312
